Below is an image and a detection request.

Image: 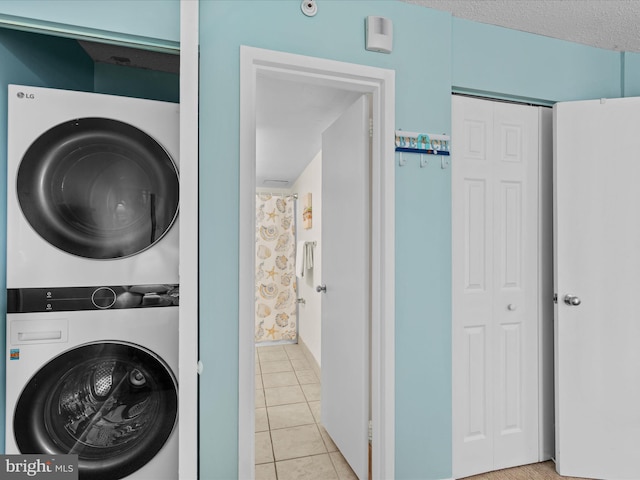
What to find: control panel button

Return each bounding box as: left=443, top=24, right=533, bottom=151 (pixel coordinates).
left=91, top=287, right=117, bottom=309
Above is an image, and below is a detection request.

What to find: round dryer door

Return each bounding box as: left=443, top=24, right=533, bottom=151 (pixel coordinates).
left=17, top=117, right=179, bottom=259
left=13, top=342, right=178, bottom=480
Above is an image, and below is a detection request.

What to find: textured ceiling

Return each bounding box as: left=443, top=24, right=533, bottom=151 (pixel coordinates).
left=402, top=0, right=640, bottom=53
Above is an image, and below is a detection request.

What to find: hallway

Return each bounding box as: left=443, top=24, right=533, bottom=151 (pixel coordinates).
left=255, top=344, right=358, bottom=480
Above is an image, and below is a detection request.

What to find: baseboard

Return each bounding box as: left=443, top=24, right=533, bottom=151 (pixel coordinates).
left=297, top=335, right=321, bottom=380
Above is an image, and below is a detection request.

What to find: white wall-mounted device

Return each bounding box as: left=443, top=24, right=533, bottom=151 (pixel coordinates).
left=365, top=16, right=393, bottom=54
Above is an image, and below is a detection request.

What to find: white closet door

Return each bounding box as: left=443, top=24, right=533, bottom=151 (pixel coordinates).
left=452, top=96, right=540, bottom=479
left=554, top=97, right=640, bottom=480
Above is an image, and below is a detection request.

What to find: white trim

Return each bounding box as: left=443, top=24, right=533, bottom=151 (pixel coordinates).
left=298, top=335, right=321, bottom=383
left=0, top=15, right=180, bottom=54
left=239, top=46, right=395, bottom=480
left=178, top=1, right=199, bottom=479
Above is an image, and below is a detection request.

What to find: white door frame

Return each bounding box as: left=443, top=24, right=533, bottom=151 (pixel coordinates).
left=177, top=1, right=199, bottom=479
left=239, top=46, right=395, bottom=479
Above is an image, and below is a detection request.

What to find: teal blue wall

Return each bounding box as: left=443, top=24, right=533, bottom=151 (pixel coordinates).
left=94, top=63, right=179, bottom=103
left=623, top=52, right=640, bottom=97
left=452, top=18, right=622, bottom=103
left=0, top=27, right=94, bottom=453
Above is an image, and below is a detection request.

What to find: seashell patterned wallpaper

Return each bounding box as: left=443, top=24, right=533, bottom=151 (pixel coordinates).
left=255, top=193, right=297, bottom=343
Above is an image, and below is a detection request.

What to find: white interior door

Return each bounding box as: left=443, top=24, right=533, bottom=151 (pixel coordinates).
left=320, top=94, right=370, bottom=480
left=452, top=95, right=540, bottom=479
left=554, top=97, right=640, bottom=480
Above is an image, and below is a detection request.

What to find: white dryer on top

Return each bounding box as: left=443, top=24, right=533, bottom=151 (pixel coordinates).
left=7, top=85, right=179, bottom=288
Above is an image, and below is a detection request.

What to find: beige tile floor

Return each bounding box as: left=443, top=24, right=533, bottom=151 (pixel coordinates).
left=257, top=346, right=586, bottom=480
left=255, top=344, right=359, bottom=480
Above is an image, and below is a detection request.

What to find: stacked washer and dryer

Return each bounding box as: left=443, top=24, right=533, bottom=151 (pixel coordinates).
left=5, top=85, right=180, bottom=480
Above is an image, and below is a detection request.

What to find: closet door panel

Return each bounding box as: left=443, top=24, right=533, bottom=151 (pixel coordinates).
left=453, top=96, right=540, bottom=478
left=453, top=97, right=494, bottom=478
left=492, top=103, right=539, bottom=470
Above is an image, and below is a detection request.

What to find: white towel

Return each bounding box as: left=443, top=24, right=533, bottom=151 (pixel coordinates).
left=304, top=242, right=314, bottom=271
left=296, top=241, right=305, bottom=277
left=296, top=241, right=316, bottom=277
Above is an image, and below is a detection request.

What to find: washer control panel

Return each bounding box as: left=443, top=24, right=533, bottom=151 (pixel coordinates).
left=7, top=284, right=179, bottom=313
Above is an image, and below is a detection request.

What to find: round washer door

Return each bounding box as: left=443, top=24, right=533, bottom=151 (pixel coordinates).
left=14, top=342, right=178, bottom=480
left=17, top=117, right=179, bottom=259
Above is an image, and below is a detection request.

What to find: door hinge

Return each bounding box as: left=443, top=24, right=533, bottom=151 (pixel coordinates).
left=369, top=117, right=373, bottom=138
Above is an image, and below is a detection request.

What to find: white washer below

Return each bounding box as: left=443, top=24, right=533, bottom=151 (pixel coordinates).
left=5, top=287, right=178, bottom=480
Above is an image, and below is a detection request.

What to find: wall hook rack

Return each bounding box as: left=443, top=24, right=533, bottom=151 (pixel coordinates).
left=395, top=130, right=450, bottom=167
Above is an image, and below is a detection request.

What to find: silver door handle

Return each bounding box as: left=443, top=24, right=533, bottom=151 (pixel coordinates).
left=316, top=284, right=326, bottom=293
left=564, top=294, right=581, bottom=306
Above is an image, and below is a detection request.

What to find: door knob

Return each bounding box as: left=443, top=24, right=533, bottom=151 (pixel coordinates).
left=564, top=294, right=581, bottom=306
left=316, top=284, right=327, bottom=293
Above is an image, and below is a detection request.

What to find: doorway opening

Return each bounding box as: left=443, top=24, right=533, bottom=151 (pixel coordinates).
left=239, top=47, right=395, bottom=479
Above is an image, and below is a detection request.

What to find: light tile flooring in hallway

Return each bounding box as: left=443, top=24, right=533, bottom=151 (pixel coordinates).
left=256, top=347, right=588, bottom=480
left=255, top=344, right=358, bottom=480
